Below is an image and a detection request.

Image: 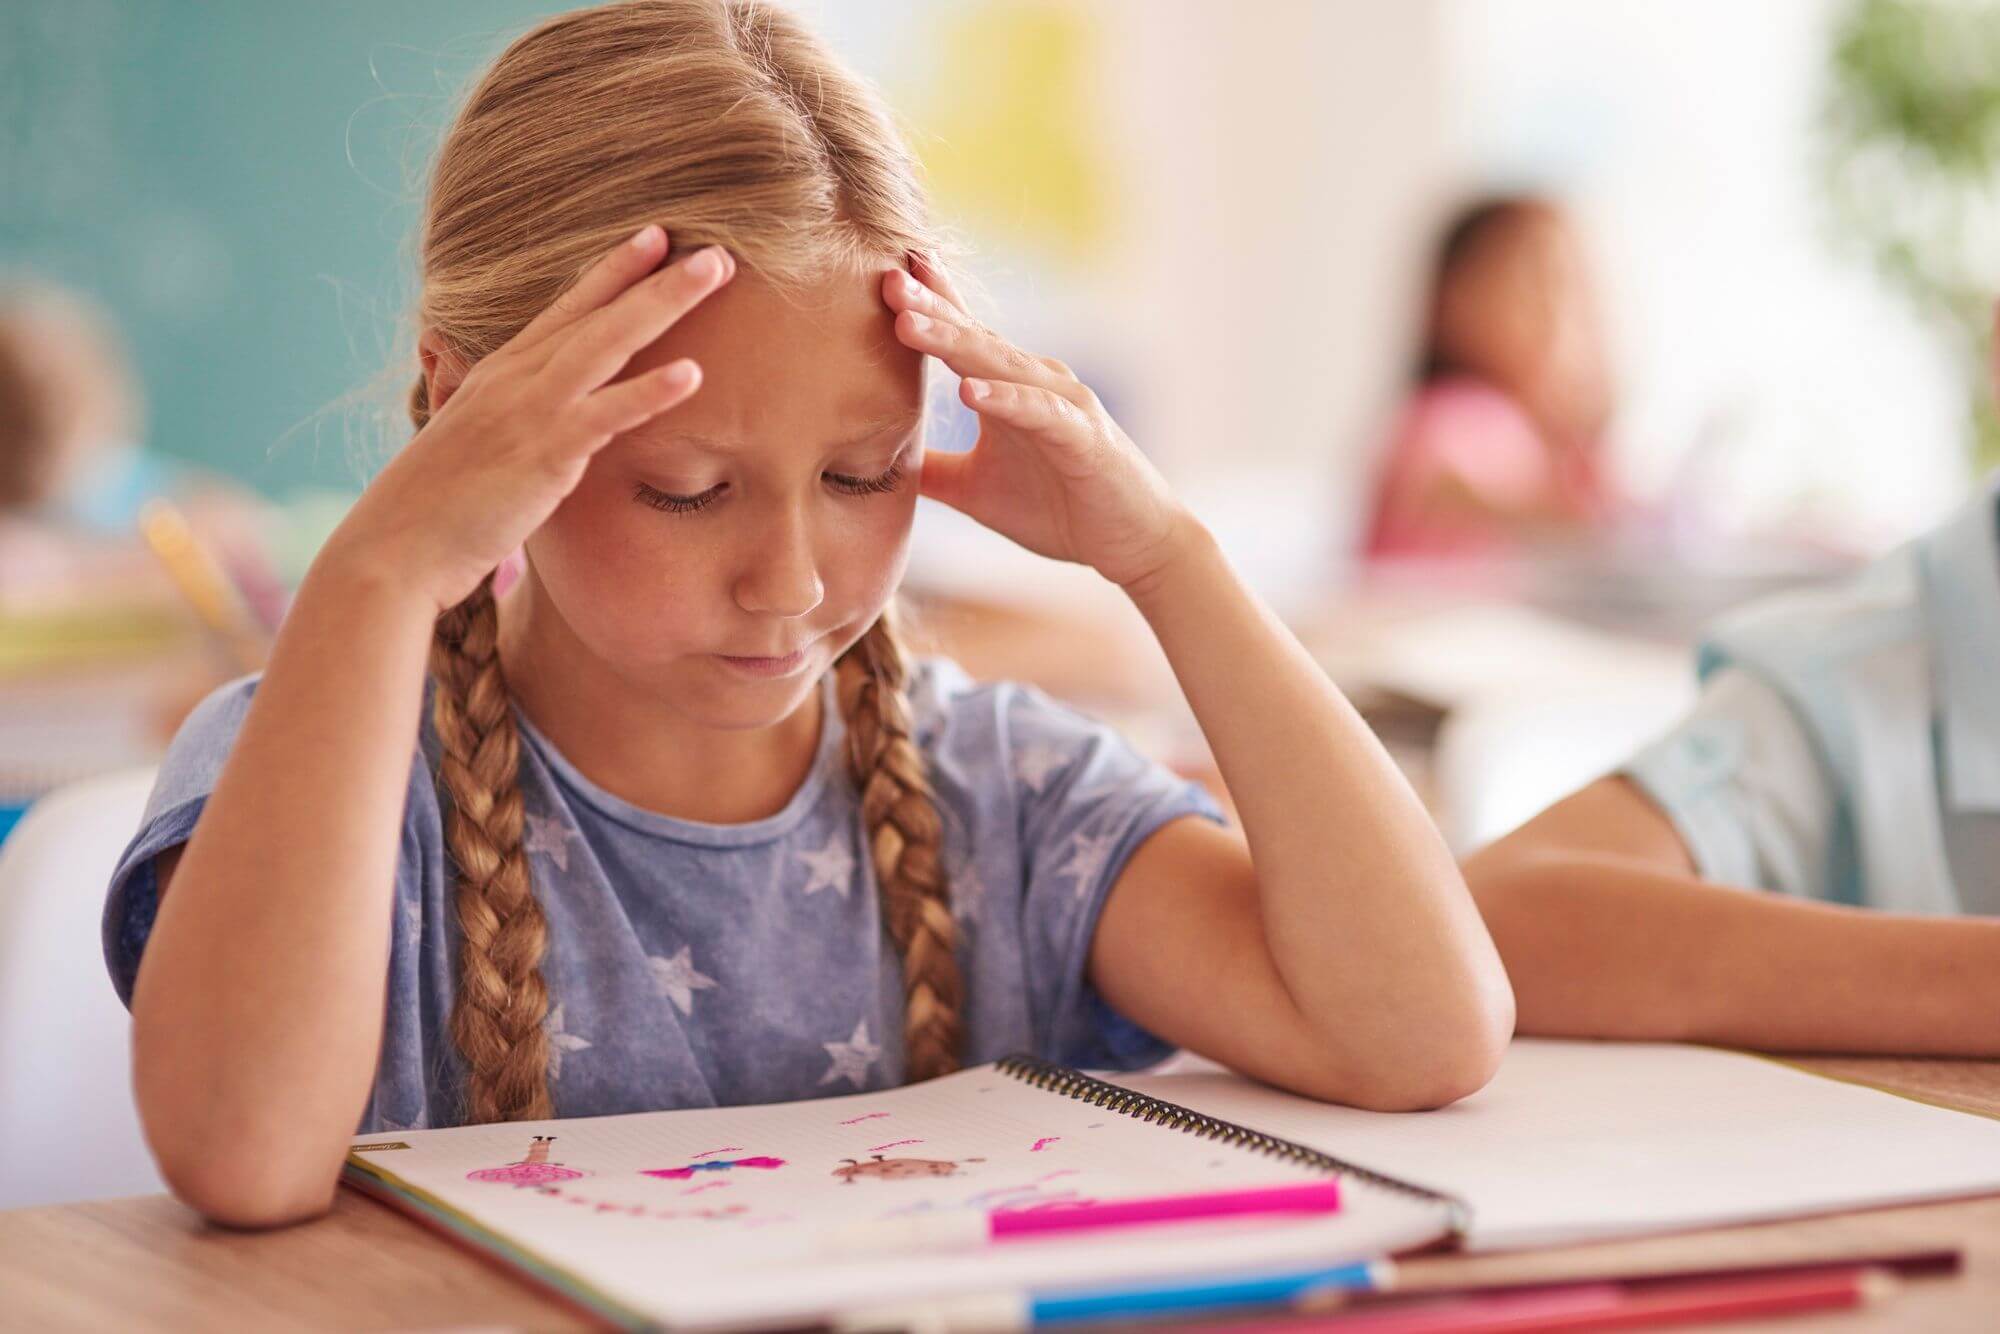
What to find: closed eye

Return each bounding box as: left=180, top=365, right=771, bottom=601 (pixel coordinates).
left=632, top=458, right=908, bottom=515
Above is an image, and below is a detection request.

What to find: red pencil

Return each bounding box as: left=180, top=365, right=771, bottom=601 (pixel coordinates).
left=1211, top=1266, right=1894, bottom=1333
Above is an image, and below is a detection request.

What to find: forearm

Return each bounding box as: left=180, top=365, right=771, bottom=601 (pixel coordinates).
left=1123, top=520, right=1513, bottom=1094
left=1472, top=853, right=2000, bottom=1054
left=131, top=552, right=438, bottom=1223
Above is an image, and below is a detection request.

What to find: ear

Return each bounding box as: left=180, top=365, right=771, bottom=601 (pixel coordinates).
left=418, top=327, right=468, bottom=414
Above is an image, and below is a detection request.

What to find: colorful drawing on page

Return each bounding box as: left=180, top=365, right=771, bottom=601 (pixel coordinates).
left=1029, top=1137, right=1060, bottom=1152
left=1034, top=1169, right=1080, bottom=1185
left=691, top=1146, right=745, bottom=1159
left=467, top=1135, right=588, bottom=1186
left=682, top=1181, right=731, bottom=1195
left=642, top=1155, right=787, bottom=1180
left=867, top=1138, right=923, bottom=1152
left=833, top=1154, right=986, bottom=1184
left=838, top=1112, right=891, bottom=1125
left=965, top=1184, right=1043, bottom=1207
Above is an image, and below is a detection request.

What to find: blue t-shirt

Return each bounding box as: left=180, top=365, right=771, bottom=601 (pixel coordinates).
left=103, top=657, right=1225, bottom=1135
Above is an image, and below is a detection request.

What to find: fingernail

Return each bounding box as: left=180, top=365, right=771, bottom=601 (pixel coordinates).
left=898, top=271, right=922, bottom=298
left=965, top=378, right=989, bottom=400
left=687, top=248, right=721, bottom=282
left=907, top=311, right=932, bottom=332
left=629, top=224, right=661, bottom=249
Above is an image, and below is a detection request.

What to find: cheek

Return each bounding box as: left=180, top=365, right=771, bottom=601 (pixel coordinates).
left=527, top=481, right=717, bottom=655
left=826, top=491, right=918, bottom=608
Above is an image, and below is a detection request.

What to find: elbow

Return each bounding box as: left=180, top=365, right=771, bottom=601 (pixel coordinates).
left=136, top=1053, right=344, bottom=1230
left=1291, top=970, right=1515, bottom=1113
left=1350, top=997, right=1513, bottom=1112
left=156, top=1139, right=341, bottom=1230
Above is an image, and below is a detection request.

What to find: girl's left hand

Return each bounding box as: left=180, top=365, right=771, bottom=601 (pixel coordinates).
left=883, top=261, right=1194, bottom=592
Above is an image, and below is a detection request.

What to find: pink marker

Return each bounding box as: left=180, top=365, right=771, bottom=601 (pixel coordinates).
left=823, top=1179, right=1341, bottom=1255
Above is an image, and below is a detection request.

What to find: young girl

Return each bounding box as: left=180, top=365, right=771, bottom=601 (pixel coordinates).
left=1363, top=196, right=1619, bottom=563
left=106, top=0, right=1511, bottom=1229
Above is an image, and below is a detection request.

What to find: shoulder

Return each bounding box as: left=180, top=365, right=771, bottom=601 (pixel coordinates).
left=904, top=655, right=1124, bottom=761
left=1699, top=543, right=1926, bottom=691
left=142, top=673, right=263, bottom=823
left=1395, top=377, right=1544, bottom=463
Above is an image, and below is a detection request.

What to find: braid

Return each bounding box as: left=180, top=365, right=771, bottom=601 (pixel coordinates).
left=431, top=572, right=555, bottom=1122
left=836, top=607, right=963, bottom=1081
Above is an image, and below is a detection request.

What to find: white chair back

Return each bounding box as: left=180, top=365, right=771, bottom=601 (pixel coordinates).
left=0, top=767, right=165, bottom=1209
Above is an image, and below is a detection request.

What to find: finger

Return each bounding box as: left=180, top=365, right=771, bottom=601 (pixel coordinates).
left=507, top=224, right=670, bottom=357
left=576, top=358, right=703, bottom=441
left=961, top=378, right=1101, bottom=462
left=884, top=263, right=970, bottom=322
left=896, top=307, right=1087, bottom=405
left=915, top=444, right=975, bottom=511
left=908, top=251, right=974, bottom=317
left=544, top=245, right=735, bottom=394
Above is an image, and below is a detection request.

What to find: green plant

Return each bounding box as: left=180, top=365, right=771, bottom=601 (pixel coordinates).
left=1822, top=0, right=2000, bottom=472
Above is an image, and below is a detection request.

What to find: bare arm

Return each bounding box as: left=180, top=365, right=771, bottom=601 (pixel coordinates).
left=1465, top=777, right=2000, bottom=1053
left=880, top=263, right=1512, bottom=1110
left=132, top=563, right=436, bottom=1227
left=1089, top=523, right=1515, bottom=1110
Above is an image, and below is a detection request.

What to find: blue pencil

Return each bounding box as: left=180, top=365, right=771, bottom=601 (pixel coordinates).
left=835, top=1259, right=1392, bottom=1331
left=1032, top=1259, right=1390, bottom=1325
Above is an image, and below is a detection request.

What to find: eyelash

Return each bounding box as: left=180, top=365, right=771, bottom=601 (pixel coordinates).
left=632, top=458, right=907, bottom=515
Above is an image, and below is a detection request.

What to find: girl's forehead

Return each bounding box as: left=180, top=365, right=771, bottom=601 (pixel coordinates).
left=621, top=260, right=923, bottom=449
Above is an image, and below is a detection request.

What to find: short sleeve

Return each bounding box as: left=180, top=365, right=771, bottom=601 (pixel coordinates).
left=1619, top=667, right=1839, bottom=899
left=100, top=674, right=437, bottom=1012
left=101, top=676, right=262, bottom=1007
left=1003, top=682, right=1229, bottom=1071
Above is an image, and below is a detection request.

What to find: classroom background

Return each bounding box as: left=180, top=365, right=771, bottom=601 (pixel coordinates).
left=5, top=0, right=1999, bottom=1209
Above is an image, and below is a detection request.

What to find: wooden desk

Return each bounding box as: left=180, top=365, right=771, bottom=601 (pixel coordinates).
left=5, top=1056, right=1998, bottom=1332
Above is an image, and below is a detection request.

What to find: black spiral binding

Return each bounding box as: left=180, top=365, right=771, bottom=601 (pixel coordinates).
left=995, top=1054, right=1470, bottom=1233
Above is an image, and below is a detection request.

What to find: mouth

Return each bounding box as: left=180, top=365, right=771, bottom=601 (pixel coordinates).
left=713, top=639, right=817, bottom=677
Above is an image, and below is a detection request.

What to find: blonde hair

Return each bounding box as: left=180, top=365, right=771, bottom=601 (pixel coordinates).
left=410, top=0, right=961, bottom=1123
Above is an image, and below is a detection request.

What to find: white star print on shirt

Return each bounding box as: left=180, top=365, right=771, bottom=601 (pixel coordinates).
left=544, top=1003, right=593, bottom=1081
left=818, top=1018, right=882, bottom=1088
left=949, top=856, right=989, bottom=928
left=524, top=812, right=582, bottom=873
left=648, top=945, right=719, bottom=1016
left=1058, top=827, right=1120, bottom=900
left=1014, top=740, right=1069, bottom=794
left=796, top=831, right=856, bottom=898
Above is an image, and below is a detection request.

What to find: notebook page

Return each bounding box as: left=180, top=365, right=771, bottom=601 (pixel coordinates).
left=1114, top=1040, right=2000, bottom=1251
left=347, top=1064, right=1453, bottom=1329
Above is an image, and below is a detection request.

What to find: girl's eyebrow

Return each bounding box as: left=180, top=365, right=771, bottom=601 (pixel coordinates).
left=653, top=410, right=922, bottom=456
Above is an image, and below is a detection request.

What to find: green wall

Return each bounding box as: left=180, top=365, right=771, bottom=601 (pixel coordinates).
left=3, top=2, right=571, bottom=496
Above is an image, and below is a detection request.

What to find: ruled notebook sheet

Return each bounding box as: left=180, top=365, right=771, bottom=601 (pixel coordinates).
left=1115, top=1040, right=2000, bottom=1252
left=345, top=1061, right=1457, bottom=1331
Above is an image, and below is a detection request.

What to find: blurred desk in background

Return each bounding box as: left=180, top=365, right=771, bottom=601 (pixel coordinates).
left=909, top=577, right=1706, bottom=853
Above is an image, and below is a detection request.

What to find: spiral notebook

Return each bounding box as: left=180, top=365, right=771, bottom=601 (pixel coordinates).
left=343, top=1055, right=1464, bottom=1331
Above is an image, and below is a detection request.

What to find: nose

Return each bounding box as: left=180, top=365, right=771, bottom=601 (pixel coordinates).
left=733, top=504, right=825, bottom=620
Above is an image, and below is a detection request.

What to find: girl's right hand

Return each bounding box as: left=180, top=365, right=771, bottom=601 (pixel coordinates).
left=322, top=225, right=733, bottom=614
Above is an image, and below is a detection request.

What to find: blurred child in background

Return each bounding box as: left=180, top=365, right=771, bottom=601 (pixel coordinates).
left=1364, top=196, right=1621, bottom=563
